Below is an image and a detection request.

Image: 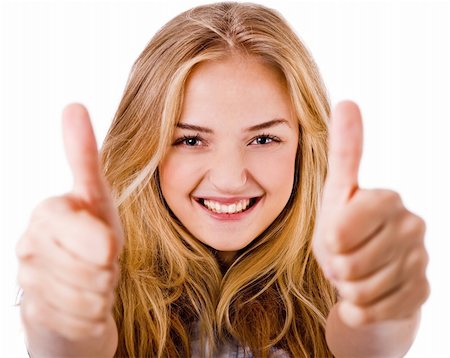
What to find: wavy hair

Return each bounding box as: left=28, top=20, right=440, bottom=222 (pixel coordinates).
left=100, top=2, right=336, bottom=357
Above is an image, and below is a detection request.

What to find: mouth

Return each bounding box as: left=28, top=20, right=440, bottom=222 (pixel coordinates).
left=194, top=196, right=262, bottom=215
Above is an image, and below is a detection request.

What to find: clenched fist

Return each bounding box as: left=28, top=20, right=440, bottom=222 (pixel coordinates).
left=313, top=101, right=429, bottom=328
left=16, top=104, right=123, bottom=355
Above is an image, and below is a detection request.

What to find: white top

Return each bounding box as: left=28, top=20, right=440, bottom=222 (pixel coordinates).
left=189, top=322, right=290, bottom=358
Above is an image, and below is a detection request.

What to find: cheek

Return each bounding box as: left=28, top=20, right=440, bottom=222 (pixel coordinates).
left=159, top=153, right=203, bottom=198
left=248, top=148, right=297, bottom=195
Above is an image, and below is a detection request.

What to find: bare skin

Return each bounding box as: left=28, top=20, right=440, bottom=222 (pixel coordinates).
left=16, top=101, right=429, bottom=357
left=313, top=101, right=429, bottom=357
left=16, top=104, right=123, bottom=357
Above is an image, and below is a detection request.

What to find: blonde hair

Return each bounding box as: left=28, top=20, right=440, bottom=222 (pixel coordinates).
left=101, top=2, right=336, bottom=357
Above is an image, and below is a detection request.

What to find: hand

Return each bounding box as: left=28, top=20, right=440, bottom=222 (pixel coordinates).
left=313, top=100, right=430, bottom=327
left=16, top=104, right=124, bottom=342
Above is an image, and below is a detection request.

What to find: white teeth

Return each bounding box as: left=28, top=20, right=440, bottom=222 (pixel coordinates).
left=202, top=199, right=253, bottom=214
left=236, top=202, right=243, bottom=212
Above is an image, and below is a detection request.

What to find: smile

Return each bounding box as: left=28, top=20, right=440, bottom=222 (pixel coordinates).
left=194, top=196, right=262, bottom=218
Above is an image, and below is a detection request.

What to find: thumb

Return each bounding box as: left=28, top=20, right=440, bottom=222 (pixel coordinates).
left=62, top=103, right=124, bottom=253
left=323, top=100, right=363, bottom=205
left=62, top=103, right=107, bottom=204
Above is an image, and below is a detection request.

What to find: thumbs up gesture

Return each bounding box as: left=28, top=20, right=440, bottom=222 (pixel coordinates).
left=313, top=101, right=429, bottom=328
left=16, top=104, right=123, bottom=353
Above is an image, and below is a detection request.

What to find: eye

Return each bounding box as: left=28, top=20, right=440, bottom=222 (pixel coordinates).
left=173, top=134, right=205, bottom=147
left=249, top=134, right=281, bottom=145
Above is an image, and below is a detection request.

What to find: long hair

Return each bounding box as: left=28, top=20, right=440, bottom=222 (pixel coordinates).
left=100, top=2, right=336, bottom=357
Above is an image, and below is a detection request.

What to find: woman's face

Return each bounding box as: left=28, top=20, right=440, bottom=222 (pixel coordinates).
left=159, top=55, right=299, bottom=262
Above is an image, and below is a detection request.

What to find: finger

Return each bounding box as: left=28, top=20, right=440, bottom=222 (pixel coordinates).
left=27, top=204, right=117, bottom=267
left=336, top=259, right=404, bottom=306
left=16, top=196, right=77, bottom=260
left=21, top=294, right=107, bottom=341
left=18, top=260, right=114, bottom=321
left=62, top=103, right=108, bottom=206
left=62, top=105, right=124, bottom=251
left=337, top=275, right=430, bottom=327
left=52, top=209, right=118, bottom=267
left=329, top=221, right=396, bottom=281
left=323, top=100, right=363, bottom=205
left=327, top=189, right=403, bottom=254
left=29, top=231, right=118, bottom=293
left=16, top=232, right=34, bottom=260
left=25, top=195, right=121, bottom=267
left=336, top=245, right=429, bottom=307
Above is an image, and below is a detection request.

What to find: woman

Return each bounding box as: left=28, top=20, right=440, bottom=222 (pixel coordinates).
left=17, top=2, right=429, bottom=357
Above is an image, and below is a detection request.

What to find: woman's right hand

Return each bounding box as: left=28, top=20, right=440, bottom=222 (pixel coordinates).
left=16, top=104, right=124, bottom=356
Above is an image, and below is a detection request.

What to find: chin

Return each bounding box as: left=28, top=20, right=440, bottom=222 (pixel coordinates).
left=202, top=237, right=254, bottom=252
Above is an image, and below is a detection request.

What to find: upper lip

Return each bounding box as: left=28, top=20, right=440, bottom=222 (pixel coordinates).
left=193, top=196, right=263, bottom=204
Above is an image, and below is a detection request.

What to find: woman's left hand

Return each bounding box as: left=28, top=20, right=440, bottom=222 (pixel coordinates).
left=313, top=101, right=430, bottom=327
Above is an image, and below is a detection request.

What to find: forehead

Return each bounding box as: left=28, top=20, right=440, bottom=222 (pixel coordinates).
left=188, top=54, right=286, bottom=86
left=179, top=55, right=294, bottom=127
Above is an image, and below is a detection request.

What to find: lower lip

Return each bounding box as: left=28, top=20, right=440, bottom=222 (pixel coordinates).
left=195, top=197, right=262, bottom=221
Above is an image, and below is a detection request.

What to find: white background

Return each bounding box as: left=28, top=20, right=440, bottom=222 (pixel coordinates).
left=0, top=0, right=448, bottom=356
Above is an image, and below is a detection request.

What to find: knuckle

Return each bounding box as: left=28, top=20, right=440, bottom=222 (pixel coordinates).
left=62, top=323, right=92, bottom=341
left=17, top=265, right=36, bottom=291
left=89, top=294, right=109, bottom=319
left=357, top=308, right=375, bottom=325
left=407, top=248, right=421, bottom=265
left=92, top=322, right=107, bottom=337
left=399, top=248, right=427, bottom=281
left=96, top=270, right=115, bottom=292
left=343, top=304, right=374, bottom=327
left=422, top=250, right=430, bottom=269
left=331, top=224, right=349, bottom=252
left=406, top=278, right=430, bottom=310
left=32, top=196, right=66, bottom=217
left=413, top=215, right=427, bottom=236
left=334, top=256, right=359, bottom=280
left=377, top=189, right=402, bottom=208
left=28, top=197, right=73, bottom=237
left=16, top=234, right=33, bottom=259
left=402, top=214, right=426, bottom=239
left=27, top=218, right=46, bottom=238
left=64, top=331, right=81, bottom=341
left=417, top=249, right=429, bottom=271
left=85, top=322, right=106, bottom=337
left=422, top=280, right=431, bottom=303
left=23, top=298, right=46, bottom=324
left=340, top=283, right=368, bottom=305
left=351, top=287, right=370, bottom=305
left=75, top=293, right=96, bottom=317
left=406, top=248, right=428, bottom=273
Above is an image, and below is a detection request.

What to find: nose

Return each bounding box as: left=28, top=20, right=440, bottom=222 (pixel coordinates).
left=208, top=147, right=248, bottom=194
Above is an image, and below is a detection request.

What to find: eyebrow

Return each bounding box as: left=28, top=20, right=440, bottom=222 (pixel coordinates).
left=176, top=118, right=290, bottom=133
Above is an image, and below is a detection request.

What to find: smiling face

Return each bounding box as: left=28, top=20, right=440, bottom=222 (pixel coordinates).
left=158, top=54, right=299, bottom=262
